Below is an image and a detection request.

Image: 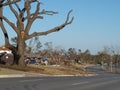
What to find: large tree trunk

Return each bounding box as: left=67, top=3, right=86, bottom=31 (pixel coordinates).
left=17, top=37, right=26, bottom=67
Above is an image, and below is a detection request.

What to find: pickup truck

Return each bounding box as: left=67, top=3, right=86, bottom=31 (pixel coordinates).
left=0, top=51, right=14, bottom=65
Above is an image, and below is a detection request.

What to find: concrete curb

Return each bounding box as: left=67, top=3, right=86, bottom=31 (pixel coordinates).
left=25, top=73, right=97, bottom=77
left=52, top=74, right=97, bottom=77
left=0, top=73, right=97, bottom=78
left=0, top=74, right=26, bottom=78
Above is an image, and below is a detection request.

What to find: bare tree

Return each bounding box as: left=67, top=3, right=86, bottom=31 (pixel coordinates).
left=0, top=0, right=74, bottom=66
left=26, top=36, right=42, bottom=53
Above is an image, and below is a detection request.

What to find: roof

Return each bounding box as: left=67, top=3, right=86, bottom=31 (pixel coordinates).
left=0, top=47, right=9, bottom=50
left=0, top=47, right=12, bottom=54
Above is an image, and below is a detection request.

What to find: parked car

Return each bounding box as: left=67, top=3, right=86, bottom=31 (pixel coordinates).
left=25, top=57, right=41, bottom=65
left=0, top=47, right=14, bottom=65
left=0, top=52, right=14, bottom=65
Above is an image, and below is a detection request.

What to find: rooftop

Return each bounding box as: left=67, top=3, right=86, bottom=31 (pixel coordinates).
left=0, top=46, right=12, bottom=54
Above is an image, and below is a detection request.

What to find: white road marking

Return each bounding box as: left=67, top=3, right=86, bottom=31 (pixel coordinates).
left=19, top=79, right=43, bottom=82
left=72, top=81, right=89, bottom=86
left=81, top=79, right=120, bottom=89
left=93, top=79, right=120, bottom=86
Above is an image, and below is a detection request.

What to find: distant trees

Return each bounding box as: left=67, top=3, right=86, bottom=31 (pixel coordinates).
left=26, top=36, right=42, bottom=53
left=33, top=44, right=120, bottom=69
left=33, top=44, right=93, bottom=65
left=8, top=34, right=120, bottom=68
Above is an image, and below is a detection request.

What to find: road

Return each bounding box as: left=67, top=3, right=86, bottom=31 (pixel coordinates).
left=0, top=66, right=120, bottom=90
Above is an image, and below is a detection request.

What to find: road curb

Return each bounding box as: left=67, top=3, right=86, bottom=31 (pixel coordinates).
left=0, top=72, right=97, bottom=78
left=0, top=73, right=97, bottom=78
left=0, top=74, right=26, bottom=78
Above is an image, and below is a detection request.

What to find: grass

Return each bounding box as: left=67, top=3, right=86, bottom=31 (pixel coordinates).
left=0, top=67, right=23, bottom=75
left=0, top=64, right=95, bottom=75
left=27, top=65, right=86, bottom=75
left=0, top=71, right=19, bottom=75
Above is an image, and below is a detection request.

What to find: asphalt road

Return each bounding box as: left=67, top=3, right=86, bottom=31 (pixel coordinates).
left=0, top=66, right=120, bottom=90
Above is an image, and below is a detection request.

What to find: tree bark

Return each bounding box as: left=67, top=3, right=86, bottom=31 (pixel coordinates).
left=17, top=37, right=26, bottom=67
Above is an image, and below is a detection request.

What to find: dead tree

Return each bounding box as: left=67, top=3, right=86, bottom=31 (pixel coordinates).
left=1, top=0, right=74, bottom=66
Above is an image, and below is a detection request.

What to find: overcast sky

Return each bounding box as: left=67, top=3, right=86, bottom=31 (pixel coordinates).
left=0, top=0, right=120, bottom=54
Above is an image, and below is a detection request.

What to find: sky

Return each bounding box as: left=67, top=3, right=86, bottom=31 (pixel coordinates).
left=0, top=0, right=120, bottom=54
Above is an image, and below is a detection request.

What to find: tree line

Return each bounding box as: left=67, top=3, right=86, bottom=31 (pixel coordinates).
left=22, top=38, right=120, bottom=68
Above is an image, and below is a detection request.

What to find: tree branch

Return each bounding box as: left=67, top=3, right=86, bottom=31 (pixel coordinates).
left=8, top=0, right=21, bottom=22
left=25, top=0, right=31, bottom=19
left=3, top=0, right=20, bottom=6
left=2, top=16, right=19, bottom=34
left=15, top=3, right=21, bottom=12
left=0, top=20, right=10, bottom=46
left=39, top=9, right=58, bottom=15
left=65, top=10, right=74, bottom=24
left=25, top=1, right=40, bottom=34
left=26, top=10, right=74, bottom=39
